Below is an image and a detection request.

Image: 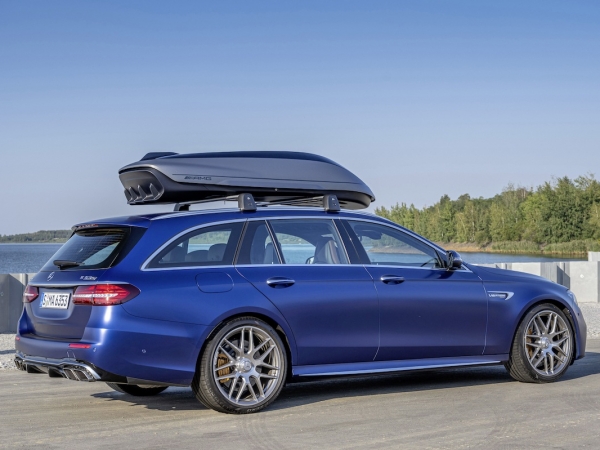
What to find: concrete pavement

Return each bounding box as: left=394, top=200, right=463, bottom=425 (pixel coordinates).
left=1, top=341, right=600, bottom=449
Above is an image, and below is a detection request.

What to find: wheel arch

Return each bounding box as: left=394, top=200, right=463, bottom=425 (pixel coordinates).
left=195, top=310, right=297, bottom=381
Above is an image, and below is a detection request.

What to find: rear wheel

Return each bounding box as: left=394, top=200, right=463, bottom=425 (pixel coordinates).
left=505, top=303, right=573, bottom=383
left=106, top=383, right=168, bottom=396
left=193, top=317, right=287, bottom=414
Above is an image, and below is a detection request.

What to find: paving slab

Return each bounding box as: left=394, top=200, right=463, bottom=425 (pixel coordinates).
left=1, top=340, right=600, bottom=449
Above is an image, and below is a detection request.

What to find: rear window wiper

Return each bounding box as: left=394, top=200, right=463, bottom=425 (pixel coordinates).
left=53, top=259, right=82, bottom=270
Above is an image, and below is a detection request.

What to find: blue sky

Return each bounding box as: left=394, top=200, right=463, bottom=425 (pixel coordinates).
left=1, top=1, right=599, bottom=234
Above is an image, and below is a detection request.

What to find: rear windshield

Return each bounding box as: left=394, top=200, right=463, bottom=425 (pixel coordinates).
left=41, top=228, right=129, bottom=271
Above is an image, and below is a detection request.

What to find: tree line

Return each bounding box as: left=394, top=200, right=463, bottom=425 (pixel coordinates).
left=375, top=175, right=600, bottom=254
left=0, top=230, right=71, bottom=243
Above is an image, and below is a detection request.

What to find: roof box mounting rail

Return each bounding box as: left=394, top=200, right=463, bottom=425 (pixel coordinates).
left=172, top=193, right=340, bottom=213
left=173, top=193, right=257, bottom=212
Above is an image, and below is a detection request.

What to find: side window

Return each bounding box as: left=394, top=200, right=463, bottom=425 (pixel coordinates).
left=269, top=219, right=348, bottom=265
left=147, top=222, right=243, bottom=268
left=236, top=221, right=281, bottom=265
left=346, top=221, right=442, bottom=268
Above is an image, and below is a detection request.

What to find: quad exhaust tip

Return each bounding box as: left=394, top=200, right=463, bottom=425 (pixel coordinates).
left=14, top=356, right=100, bottom=382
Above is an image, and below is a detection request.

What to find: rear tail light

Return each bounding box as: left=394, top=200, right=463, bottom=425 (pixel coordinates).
left=73, top=284, right=140, bottom=306
left=23, top=285, right=39, bottom=303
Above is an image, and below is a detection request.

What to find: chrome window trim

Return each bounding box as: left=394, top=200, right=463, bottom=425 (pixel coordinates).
left=140, top=215, right=470, bottom=273
left=234, top=264, right=360, bottom=269
left=143, top=264, right=240, bottom=272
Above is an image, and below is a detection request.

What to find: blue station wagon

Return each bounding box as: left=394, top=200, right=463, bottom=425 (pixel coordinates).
left=14, top=152, right=587, bottom=414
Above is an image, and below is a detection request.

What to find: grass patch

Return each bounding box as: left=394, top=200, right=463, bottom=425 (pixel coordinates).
left=490, top=241, right=541, bottom=254
left=543, top=240, right=600, bottom=255
left=437, top=239, right=600, bottom=256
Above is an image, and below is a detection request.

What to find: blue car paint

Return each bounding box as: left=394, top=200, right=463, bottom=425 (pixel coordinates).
left=236, top=264, right=379, bottom=366
left=15, top=208, right=587, bottom=386
left=367, top=265, right=488, bottom=361
left=470, top=264, right=587, bottom=359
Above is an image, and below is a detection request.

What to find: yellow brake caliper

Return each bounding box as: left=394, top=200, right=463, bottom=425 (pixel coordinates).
left=217, top=354, right=232, bottom=384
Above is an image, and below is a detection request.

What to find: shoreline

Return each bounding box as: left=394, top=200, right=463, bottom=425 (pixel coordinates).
left=370, top=242, right=588, bottom=258
left=0, top=241, right=66, bottom=245
left=435, top=242, right=593, bottom=257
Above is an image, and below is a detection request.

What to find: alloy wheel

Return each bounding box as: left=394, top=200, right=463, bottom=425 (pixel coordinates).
left=212, top=325, right=282, bottom=406
left=524, top=310, right=571, bottom=376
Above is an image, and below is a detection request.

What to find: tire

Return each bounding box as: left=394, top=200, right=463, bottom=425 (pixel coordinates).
left=193, top=316, right=288, bottom=414
left=505, top=303, right=574, bottom=383
left=106, top=383, right=168, bottom=396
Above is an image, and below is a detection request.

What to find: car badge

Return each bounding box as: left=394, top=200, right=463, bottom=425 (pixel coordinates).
left=47, top=272, right=55, bottom=281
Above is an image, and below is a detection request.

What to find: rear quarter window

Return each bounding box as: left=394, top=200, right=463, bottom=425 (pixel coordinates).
left=146, top=222, right=244, bottom=269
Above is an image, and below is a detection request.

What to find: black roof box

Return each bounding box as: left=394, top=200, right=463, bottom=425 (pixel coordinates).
left=118, top=151, right=375, bottom=209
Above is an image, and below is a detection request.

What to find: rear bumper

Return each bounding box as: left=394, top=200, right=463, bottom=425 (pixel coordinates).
left=14, top=352, right=104, bottom=382
left=15, top=305, right=210, bottom=386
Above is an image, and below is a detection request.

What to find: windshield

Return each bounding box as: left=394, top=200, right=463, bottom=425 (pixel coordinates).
left=41, top=228, right=129, bottom=271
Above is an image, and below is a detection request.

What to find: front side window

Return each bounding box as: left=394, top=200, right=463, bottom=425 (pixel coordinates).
left=269, top=219, right=348, bottom=265
left=346, top=221, right=442, bottom=268
left=147, top=222, right=243, bottom=268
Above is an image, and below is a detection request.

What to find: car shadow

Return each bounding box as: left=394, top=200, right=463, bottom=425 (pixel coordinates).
left=92, top=385, right=207, bottom=411
left=91, top=351, right=600, bottom=413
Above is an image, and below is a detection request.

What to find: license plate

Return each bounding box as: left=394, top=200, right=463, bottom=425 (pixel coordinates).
left=41, top=292, right=71, bottom=309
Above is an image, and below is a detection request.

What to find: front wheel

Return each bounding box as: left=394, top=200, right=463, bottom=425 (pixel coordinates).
left=505, top=304, right=574, bottom=383
left=193, top=317, right=288, bottom=414
left=106, top=383, right=168, bottom=396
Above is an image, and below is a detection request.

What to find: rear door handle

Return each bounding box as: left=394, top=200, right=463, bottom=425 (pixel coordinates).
left=266, top=277, right=295, bottom=288
left=380, top=275, right=405, bottom=285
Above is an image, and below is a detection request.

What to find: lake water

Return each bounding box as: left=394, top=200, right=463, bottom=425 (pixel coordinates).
left=0, top=243, right=586, bottom=274
left=0, top=244, right=63, bottom=274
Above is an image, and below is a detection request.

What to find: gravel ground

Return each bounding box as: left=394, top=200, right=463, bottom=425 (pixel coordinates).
left=2, top=303, right=600, bottom=371
left=0, top=333, right=17, bottom=370
left=578, top=303, right=600, bottom=337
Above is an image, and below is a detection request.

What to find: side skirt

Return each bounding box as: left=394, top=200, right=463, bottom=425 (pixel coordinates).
left=292, top=355, right=508, bottom=377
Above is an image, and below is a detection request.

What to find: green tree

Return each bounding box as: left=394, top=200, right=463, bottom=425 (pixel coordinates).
left=375, top=174, right=600, bottom=249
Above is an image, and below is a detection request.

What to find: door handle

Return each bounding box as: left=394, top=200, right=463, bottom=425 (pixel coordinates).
left=266, top=277, right=296, bottom=288
left=380, top=275, right=405, bottom=285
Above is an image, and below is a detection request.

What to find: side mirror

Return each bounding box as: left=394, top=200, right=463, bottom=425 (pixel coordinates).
left=447, top=250, right=463, bottom=270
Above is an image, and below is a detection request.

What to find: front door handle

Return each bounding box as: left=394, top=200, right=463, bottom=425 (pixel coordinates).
left=266, top=277, right=296, bottom=288
left=380, top=275, right=405, bottom=285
